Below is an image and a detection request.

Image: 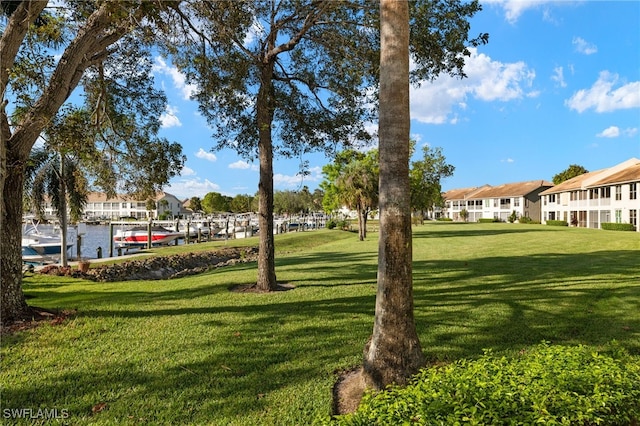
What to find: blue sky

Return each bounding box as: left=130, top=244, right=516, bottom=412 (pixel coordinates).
left=155, top=0, right=640, bottom=200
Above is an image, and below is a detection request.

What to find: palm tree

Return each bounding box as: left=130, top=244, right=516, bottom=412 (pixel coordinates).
left=24, top=147, right=88, bottom=267
left=363, top=0, right=425, bottom=389
left=335, top=156, right=378, bottom=241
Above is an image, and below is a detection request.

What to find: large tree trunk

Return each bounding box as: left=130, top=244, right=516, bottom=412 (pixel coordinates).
left=1, top=4, right=48, bottom=299
left=363, top=0, right=425, bottom=388
left=255, top=64, right=277, bottom=291
left=1, top=156, right=29, bottom=324
left=1, top=1, right=154, bottom=324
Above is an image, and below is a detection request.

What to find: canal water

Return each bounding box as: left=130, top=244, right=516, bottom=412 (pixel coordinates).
left=73, top=224, right=219, bottom=259
left=75, top=225, right=112, bottom=259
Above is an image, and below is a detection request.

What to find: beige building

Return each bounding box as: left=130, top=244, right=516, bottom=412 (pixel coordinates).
left=443, top=180, right=553, bottom=222
left=540, top=158, right=640, bottom=232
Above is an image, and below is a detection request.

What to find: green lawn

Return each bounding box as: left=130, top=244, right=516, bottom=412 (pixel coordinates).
left=2, top=223, right=639, bottom=425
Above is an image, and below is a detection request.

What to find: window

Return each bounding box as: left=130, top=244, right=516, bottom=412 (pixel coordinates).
left=549, top=194, right=556, bottom=203
left=589, top=188, right=599, bottom=199
left=631, top=183, right=637, bottom=200
left=615, top=210, right=622, bottom=223
left=601, top=187, right=610, bottom=199
left=615, top=185, right=622, bottom=200
left=630, top=210, right=637, bottom=229
left=514, top=198, right=520, bottom=207
left=484, top=199, right=490, bottom=208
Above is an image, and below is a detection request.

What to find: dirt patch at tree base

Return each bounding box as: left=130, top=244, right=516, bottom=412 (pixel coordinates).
left=1, top=307, right=76, bottom=335
left=332, top=367, right=368, bottom=415
left=228, top=283, right=295, bottom=293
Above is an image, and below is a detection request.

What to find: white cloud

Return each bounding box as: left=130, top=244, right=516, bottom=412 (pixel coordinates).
left=597, top=126, right=639, bottom=138
left=625, top=128, right=639, bottom=137
left=229, top=160, right=258, bottom=171
left=160, top=105, right=182, bottom=128
left=484, top=0, right=555, bottom=24
left=273, top=166, right=323, bottom=189
left=572, top=37, right=597, bottom=55
left=596, top=126, right=620, bottom=138
left=180, top=166, right=196, bottom=176
left=153, top=56, right=197, bottom=100
left=501, top=158, right=515, bottom=163
left=551, top=66, right=567, bottom=88
left=195, top=148, right=217, bottom=162
left=166, top=178, right=220, bottom=199
left=566, top=71, right=640, bottom=113
left=410, top=48, right=536, bottom=124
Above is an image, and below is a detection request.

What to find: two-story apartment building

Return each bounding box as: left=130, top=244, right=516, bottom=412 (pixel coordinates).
left=540, top=158, right=640, bottom=231
left=443, top=180, right=553, bottom=222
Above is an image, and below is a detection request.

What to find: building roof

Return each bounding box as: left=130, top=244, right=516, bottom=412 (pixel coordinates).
left=444, top=181, right=552, bottom=201
left=86, top=191, right=178, bottom=203
left=540, top=158, right=640, bottom=195
left=539, top=171, right=602, bottom=195
left=589, top=162, right=640, bottom=187
left=442, top=186, right=485, bottom=201
left=472, top=180, right=553, bottom=199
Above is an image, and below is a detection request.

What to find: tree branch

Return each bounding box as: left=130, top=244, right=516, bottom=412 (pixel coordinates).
left=8, top=2, right=148, bottom=158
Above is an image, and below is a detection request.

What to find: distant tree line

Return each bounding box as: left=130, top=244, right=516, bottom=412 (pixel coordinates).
left=189, top=186, right=323, bottom=215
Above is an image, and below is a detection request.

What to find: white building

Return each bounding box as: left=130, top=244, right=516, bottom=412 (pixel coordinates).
left=443, top=180, right=553, bottom=222
left=82, top=191, right=184, bottom=220
left=540, top=158, right=640, bottom=232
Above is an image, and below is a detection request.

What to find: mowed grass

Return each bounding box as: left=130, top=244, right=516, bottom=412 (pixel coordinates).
left=2, top=223, right=639, bottom=425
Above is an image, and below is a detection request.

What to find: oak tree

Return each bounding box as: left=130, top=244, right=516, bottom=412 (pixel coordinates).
left=158, top=0, right=377, bottom=291
left=1, top=1, right=183, bottom=324
left=552, top=164, right=589, bottom=185
left=410, top=144, right=454, bottom=222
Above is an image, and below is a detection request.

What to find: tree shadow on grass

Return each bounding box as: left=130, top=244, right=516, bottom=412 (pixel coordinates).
left=412, top=223, right=552, bottom=239
left=8, top=243, right=639, bottom=423
left=411, top=249, right=640, bottom=359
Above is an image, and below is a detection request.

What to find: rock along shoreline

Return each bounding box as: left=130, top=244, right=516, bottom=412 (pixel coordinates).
left=39, top=247, right=259, bottom=282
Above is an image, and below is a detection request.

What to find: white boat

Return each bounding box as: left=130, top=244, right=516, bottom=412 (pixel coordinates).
left=22, top=222, right=74, bottom=257
left=113, top=225, right=182, bottom=247
left=21, top=246, right=54, bottom=265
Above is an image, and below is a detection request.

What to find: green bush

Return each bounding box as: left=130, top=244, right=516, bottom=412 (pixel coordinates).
left=478, top=218, right=500, bottom=223
left=546, top=220, right=568, bottom=227
left=518, top=216, right=540, bottom=224
left=326, top=219, right=337, bottom=230
left=329, top=343, right=640, bottom=426
left=602, top=222, right=636, bottom=232
left=437, top=217, right=453, bottom=222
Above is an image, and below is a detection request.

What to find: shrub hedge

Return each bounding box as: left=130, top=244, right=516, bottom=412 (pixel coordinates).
left=601, top=222, right=636, bottom=232
left=518, top=216, right=540, bottom=224
left=478, top=218, right=500, bottom=223
left=329, top=343, right=640, bottom=426
left=546, top=220, right=568, bottom=227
